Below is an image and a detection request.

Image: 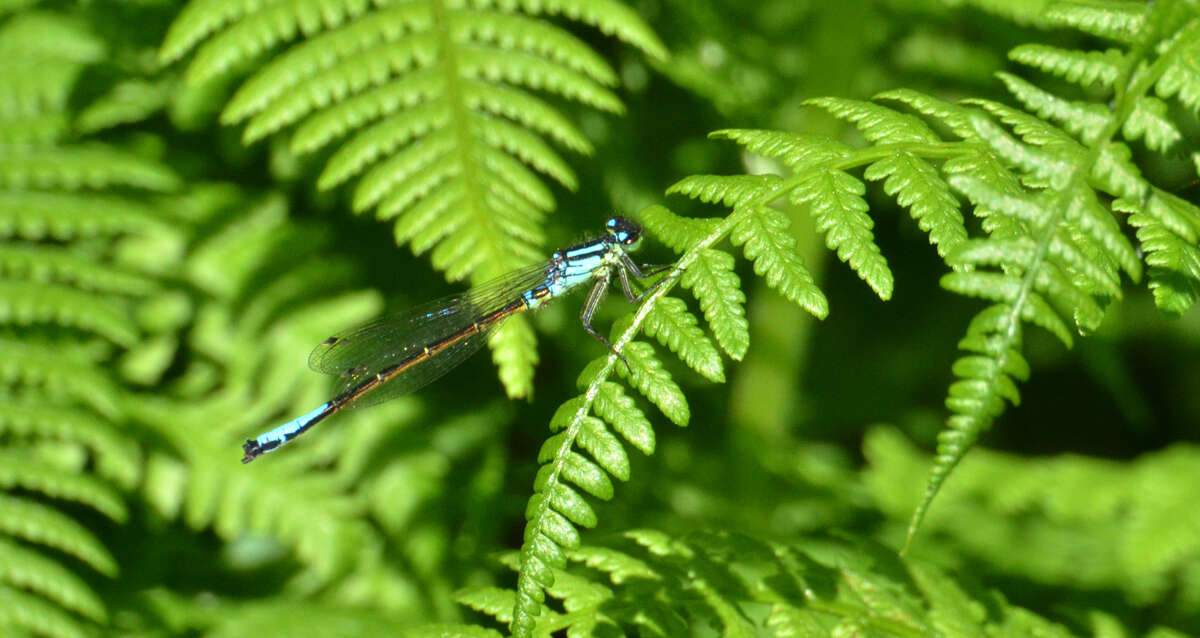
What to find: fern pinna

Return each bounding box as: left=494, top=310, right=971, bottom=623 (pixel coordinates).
left=159, top=0, right=667, bottom=399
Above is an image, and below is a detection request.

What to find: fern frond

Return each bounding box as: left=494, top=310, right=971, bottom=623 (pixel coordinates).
left=0, top=453, right=127, bottom=523
left=0, top=146, right=179, bottom=192
left=0, top=191, right=168, bottom=241
left=163, top=0, right=665, bottom=397
left=0, top=340, right=123, bottom=419
left=641, top=297, right=724, bottom=383
left=791, top=165, right=894, bottom=299
left=1114, top=192, right=1200, bottom=314
left=0, top=281, right=139, bottom=346
left=0, top=244, right=157, bottom=295
left=1008, top=44, right=1125, bottom=89
left=1042, top=0, right=1147, bottom=43
left=0, top=537, right=107, bottom=623
left=730, top=205, right=829, bottom=317
left=864, top=153, right=967, bottom=258
left=0, top=584, right=91, bottom=638
left=0, top=495, right=117, bottom=576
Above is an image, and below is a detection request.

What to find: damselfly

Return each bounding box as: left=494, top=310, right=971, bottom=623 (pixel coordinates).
left=242, top=216, right=667, bottom=463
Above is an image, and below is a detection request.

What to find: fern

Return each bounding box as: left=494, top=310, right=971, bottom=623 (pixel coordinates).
left=865, top=426, right=1200, bottom=612
left=461, top=528, right=1155, bottom=637
left=159, top=0, right=667, bottom=399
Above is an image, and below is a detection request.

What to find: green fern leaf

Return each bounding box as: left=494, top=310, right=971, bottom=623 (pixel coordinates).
left=640, top=204, right=720, bottom=254
left=996, top=72, right=1109, bottom=144
left=875, top=88, right=978, bottom=140
left=1008, top=43, right=1125, bottom=89
left=681, top=249, right=748, bottom=361
left=618, top=341, right=689, bottom=427
left=0, top=192, right=166, bottom=241
left=667, top=174, right=782, bottom=209
left=0, top=146, right=180, bottom=192
left=711, top=128, right=847, bottom=171
left=1091, top=140, right=1148, bottom=201
left=805, top=96, right=939, bottom=144
left=0, top=584, right=90, bottom=638
left=1043, top=1, right=1147, bottom=43
left=642, top=297, right=724, bottom=383
left=0, top=281, right=139, bottom=347
left=1123, top=96, right=1181, bottom=153
left=731, top=206, right=829, bottom=317
left=455, top=586, right=517, bottom=624
left=1114, top=193, right=1200, bottom=314
left=791, top=167, right=894, bottom=299
left=164, top=0, right=665, bottom=399
left=0, top=537, right=106, bottom=623
left=1156, top=44, right=1200, bottom=113
left=591, top=381, right=655, bottom=455
left=0, top=453, right=126, bottom=523
left=864, top=153, right=968, bottom=259
left=0, top=244, right=156, bottom=295
left=0, top=342, right=123, bottom=419
left=569, top=546, right=656, bottom=582
left=0, top=495, right=116, bottom=576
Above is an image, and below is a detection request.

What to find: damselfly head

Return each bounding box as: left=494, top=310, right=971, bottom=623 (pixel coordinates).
left=606, top=216, right=642, bottom=248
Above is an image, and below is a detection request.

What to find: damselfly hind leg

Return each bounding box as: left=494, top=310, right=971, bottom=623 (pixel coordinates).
left=580, top=269, right=633, bottom=374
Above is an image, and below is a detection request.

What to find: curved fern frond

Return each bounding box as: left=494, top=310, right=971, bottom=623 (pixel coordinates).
left=161, top=0, right=667, bottom=397
left=465, top=529, right=1116, bottom=637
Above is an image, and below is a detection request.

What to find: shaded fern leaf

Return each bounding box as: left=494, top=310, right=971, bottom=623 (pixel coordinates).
left=162, top=0, right=667, bottom=398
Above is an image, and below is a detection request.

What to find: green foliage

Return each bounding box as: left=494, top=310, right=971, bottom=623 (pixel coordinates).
left=2, top=1, right=1199, bottom=638
left=160, top=0, right=667, bottom=398
left=464, top=529, right=1142, bottom=637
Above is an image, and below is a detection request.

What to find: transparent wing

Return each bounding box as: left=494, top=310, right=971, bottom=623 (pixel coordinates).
left=308, top=262, right=554, bottom=408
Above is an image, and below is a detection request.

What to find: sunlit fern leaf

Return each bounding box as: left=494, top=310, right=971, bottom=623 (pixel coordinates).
left=680, top=248, right=748, bottom=361
left=641, top=297, right=724, bottom=383
left=591, top=381, right=654, bottom=455
left=0, top=281, right=138, bottom=347
left=730, top=205, right=828, bottom=318
left=863, top=153, right=967, bottom=259
left=0, top=146, right=180, bottom=192
left=617, top=341, right=689, bottom=427
left=791, top=165, right=894, bottom=299
left=640, top=204, right=721, bottom=255
left=805, top=96, right=940, bottom=144
left=710, top=128, right=847, bottom=171
left=994, top=73, right=1109, bottom=145
left=667, top=174, right=781, bottom=209
left=0, top=453, right=127, bottom=523
left=0, top=584, right=90, bottom=638
left=1123, top=96, right=1181, bottom=153
left=0, top=537, right=107, bottom=624
left=0, top=245, right=156, bottom=295
left=1114, top=193, right=1200, bottom=314
left=0, top=191, right=169, bottom=241
left=0, top=341, right=123, bottom=419
left=1008, top=44, right=1125, bottom=89
left=875, top=88, right=978, bottom=140
left=1155, top=42, right=1200, bottom=113
left=1043, top=0, right=1147, bottom=43
left=0, top=495, right=117, bottom=577
left=163, top=0, right=665, bottom=398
